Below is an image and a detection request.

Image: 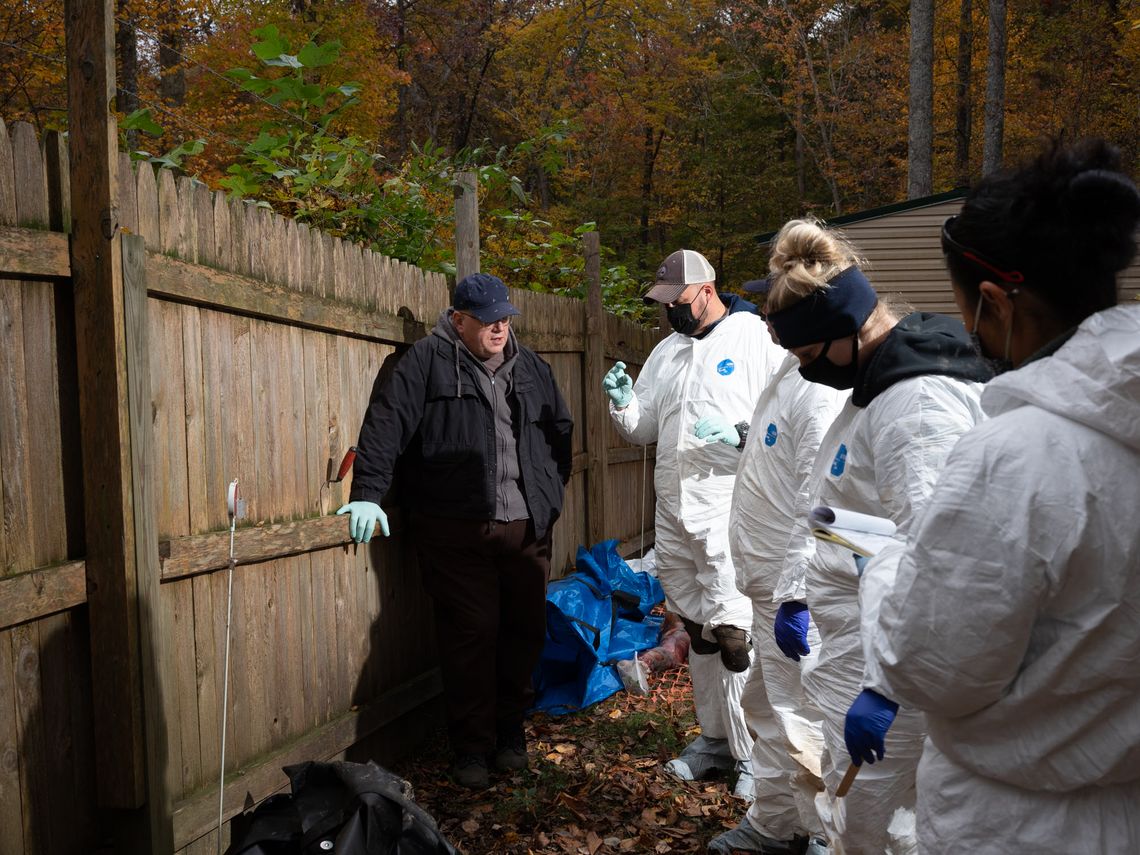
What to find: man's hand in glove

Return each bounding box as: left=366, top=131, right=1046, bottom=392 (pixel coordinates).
left=694, top=416, right=741, bottom=447
left=844, top=689, right=900, bottom=766
left=602, top=362, right=634, bottom=408
left=773, top=601, right=811, bottom=661
left=336, top=501, right=389, bottom=543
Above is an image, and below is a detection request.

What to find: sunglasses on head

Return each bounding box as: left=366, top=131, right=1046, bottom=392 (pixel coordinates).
left=941, top=216, right=1025, bottom=285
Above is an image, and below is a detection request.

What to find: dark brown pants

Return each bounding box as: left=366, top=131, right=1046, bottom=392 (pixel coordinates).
left=412, top=514, right=551, bottom=757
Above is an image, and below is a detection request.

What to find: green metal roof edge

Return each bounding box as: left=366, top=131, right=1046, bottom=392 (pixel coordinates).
left=754, top=188, right=968, bottom=246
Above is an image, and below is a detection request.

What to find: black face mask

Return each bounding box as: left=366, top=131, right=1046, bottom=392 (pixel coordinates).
left=798, top=336, right=859, bottom=390
left=666, top=290, right=710, bottom=336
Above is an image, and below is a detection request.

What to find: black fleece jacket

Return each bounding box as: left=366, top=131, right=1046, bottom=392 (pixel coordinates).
left=852, top=311, right=992, bottom=407
left=349, top=317, right=574, bottom=539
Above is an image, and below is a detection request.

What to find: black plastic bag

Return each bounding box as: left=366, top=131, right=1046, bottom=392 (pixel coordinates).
left=226, top=760, right=458, bottom=855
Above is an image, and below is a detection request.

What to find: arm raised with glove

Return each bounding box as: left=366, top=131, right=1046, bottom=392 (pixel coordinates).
left=844, top=688, right=900, bottom=766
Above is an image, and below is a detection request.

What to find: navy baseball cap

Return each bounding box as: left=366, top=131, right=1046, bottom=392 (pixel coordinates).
left=453, top=273, right=520, bottom=323
left=743, top=277, right=772, bottom=294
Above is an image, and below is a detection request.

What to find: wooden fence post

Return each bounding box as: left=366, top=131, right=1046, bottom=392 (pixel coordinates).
left=122, top=233, right=175, bottom=851
left=583, top=231, right=608, bottom=546
left=65, top=0, right=150, bottom=810
left=454, top=171, right=479, bottom=282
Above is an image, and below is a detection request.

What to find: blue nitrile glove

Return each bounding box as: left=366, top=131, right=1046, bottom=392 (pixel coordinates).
left=602, top=361, right=634, bottom=408
left=694, top=416, right=740, bottom=447
left=774, top=601, right=811, bottom=661
left=336, top=501, right=389, bottom=543
left=854, top=554, right=868, bottom=576
left=845, top=689, right=900, bottom=766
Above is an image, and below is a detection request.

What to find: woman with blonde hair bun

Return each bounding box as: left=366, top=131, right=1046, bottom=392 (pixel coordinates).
left=762, top=218, right=990, bottom=853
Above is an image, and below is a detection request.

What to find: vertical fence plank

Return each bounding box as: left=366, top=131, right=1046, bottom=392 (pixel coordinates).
left=116, top=152, right=137, bottom=238
left=0, top=630, right=26, bottom=853
left=0, top=272, right=32, bottom=577
left=43, top=131, right=72, bottom=233
left=194, top=182, right=214, bottom=268
left=583, top=232, right=608, bottom=547
left=11, top=122, right=48, bottom=229
left=136, top=164, right=159, bottom=251
left=122, top=234, right=175, bottom=847
left=212, top=192, right=231, bottom=275
left=158, top=168, right=180, bottom=258
left=176, top=177, right=198, bottom=263
left=0, top=120, right=15, bottom=227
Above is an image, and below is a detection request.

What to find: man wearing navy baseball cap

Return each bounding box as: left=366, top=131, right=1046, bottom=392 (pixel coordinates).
left=340, top=272, right=573, bottom=789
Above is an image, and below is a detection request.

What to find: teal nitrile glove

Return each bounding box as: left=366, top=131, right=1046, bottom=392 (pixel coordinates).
left=336, top=501, right=389, bottom=543
left=602, top=361, right=634, bottom=408
left=694, top=416, right=740, bottom=447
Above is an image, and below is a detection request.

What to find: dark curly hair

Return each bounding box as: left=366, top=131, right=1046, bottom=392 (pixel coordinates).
left=943, top=139, right=1140, bottom=322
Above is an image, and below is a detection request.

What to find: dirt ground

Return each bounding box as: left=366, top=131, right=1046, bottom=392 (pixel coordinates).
left=391, top=667, right=746, bottom=854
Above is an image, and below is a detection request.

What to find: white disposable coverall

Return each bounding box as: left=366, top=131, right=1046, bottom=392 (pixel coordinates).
left=611, top=307, right=781, bottom=760
left=730, top=354, right=847, bottom=840
left=863, top=303, right=1140, bottom=854
left=791, top=373, right=985, bottom=854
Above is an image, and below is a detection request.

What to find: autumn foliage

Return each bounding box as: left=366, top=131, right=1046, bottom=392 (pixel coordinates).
left=1, top=0, right=1136, bottom=300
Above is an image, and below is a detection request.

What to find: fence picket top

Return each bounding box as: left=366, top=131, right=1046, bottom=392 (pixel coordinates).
left=115, top=153, right=137, bottom=238
left=319, top=230, right=335, bottom=300
left=227, top=196, right=249, bottom=277
left=135, top=163, right=160, bottom=251
left=212, top=191, right=231, bottom=273
left=176, top=176, right=199, bottom=264
left=0, top=120, right=15, bottom=227
left=266, top=210, right=289, bottom=288
left=245, top=203, right=264, bottom=281
left=11, top=122, right=48, bottom=229
left=284, top=218, right=300, bottom=292
left=193, top=181, right=214, bottom=267
left=42, top=131, right=70, bottom=234
left=157, top=167, right=180, bottom=257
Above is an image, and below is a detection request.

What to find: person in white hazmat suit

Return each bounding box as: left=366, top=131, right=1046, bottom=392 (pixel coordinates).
left=762, top=220, right=990, bottom=854
left=708, top=276, right=848, bottom=855
left=603, top=250, right=782, bottom=798
left=854, top=140, right=1140, bottom=854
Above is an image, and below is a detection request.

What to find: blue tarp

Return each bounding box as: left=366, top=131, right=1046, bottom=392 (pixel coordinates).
left=531, top=540, right=664, bottom=715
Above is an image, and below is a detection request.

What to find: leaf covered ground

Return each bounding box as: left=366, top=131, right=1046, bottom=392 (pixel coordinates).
left=392, top=668, right=744, bottom=855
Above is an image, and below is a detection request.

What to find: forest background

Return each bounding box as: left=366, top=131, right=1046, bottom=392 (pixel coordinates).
left=2, top=0, right=1137, bottom=318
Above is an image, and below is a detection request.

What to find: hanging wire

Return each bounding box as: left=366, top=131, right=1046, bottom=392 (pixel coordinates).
left=0, top=40, right=66, bottom=66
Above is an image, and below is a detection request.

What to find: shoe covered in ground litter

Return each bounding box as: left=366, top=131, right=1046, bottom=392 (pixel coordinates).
left=664, top=734, right=736, bottom=781
left=451, top=754, right=490, bottom=790
left=493, top=731, right=529, bottom=772
left=707, top=817, right=810, bottom=854
left=732, top=758, right=756, bottom=802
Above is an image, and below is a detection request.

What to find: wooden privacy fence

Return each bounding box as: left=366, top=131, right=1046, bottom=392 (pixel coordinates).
left=0, top=116, right=661, bottom=854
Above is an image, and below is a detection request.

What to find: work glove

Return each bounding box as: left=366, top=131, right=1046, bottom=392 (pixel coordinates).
left=844, top=688, right=900, bottom=766
left=336, top=500, right=389, bottom=543
left=693, top=416, right=740, bottom=447
left=773, top=601, right=811, bottom=661
left=602, top=361, right=634, bottom=408
left=711, top=625, right=752, bottom=672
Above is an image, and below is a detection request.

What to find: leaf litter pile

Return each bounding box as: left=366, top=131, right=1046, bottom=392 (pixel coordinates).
left=392, top=667, right=744, bottom=854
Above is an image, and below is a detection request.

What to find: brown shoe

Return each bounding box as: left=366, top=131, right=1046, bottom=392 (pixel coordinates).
left=451, top=754, right=490, bottom=789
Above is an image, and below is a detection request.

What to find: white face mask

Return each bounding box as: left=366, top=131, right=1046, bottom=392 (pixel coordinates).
left=969, top=290, right=1017, bottom=375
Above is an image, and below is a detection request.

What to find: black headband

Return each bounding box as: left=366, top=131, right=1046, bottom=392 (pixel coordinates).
left=767, top=266, right=879, bottom=348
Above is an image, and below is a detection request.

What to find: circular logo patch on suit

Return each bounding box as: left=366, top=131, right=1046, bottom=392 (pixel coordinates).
left=831, top=443, right=848, bottom=477
left=716, top=359, right=735, bottom=376
left=764, top=423, right=778, bottom=446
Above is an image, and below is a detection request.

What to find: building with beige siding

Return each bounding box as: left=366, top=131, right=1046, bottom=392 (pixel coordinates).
left=758, top=191, right=1140, bottom=318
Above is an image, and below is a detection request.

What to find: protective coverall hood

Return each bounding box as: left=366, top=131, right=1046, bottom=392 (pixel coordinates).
left=981, top=303, right=1140, bottom=450
left=852, top=311, right=991, bottom=407
left=862, top=302, right=1140, bottom=852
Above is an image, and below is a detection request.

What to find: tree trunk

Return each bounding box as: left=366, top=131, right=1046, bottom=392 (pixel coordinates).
left=115, top=1, right=139, bottom=151
left=955, top=0, right=974, bottom=186
left=907, top=0, right=934, bottom=198
left=158, top=2, right=186, bottom=107
left=982, top=0, right=1007, bottom=175
left=640, top=125, right=653, bottom=270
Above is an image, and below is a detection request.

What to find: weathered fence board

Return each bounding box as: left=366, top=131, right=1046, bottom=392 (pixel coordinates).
left=0, top=119, right=662, bottom=854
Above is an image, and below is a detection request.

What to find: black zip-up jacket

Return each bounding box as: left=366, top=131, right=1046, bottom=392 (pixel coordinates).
left=349, top=320, right=574, bottom=539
